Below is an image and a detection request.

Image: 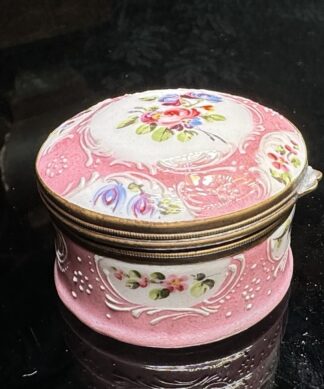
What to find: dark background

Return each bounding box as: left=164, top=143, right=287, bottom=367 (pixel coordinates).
left=0, top=1, right=323, bottom=388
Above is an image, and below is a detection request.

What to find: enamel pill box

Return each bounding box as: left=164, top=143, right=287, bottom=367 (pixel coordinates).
left=36, top=89, right=321, bottom=348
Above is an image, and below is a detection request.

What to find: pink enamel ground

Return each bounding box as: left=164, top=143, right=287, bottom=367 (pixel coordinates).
left=36, top=89, right=312, bottom=348
left=55, top=231, right=293, bottom=348
left=36, top=89, right=307, bottom=223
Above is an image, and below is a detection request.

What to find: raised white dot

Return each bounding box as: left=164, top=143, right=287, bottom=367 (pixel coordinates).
left=267, top=289, right=272, bottom=295
left=220, top=299, right=225, bottom=304
left=252, top=277, right=257, bottom=283
left=100, top=285, right=105, bottom=291
left=58, top=169, right=63, bottom=174
left=88, top=261, right=92, bottom=265
left=79, top=285, right=84, bottom=292
left=245, top=296, right=250, bottom=301
left=80, top=279, right=84, bottom=284
left=95, top=277, right=100, bottom=282
left=74, top=271, right=78, bottom=276
left=242, top=291, right=247, bottom=296
left=88, top=284, right=93, bottom=290
left=106, top=313, right=111, bottom=319
left=71, top=291, right=77, bottom=298
left=225, top=311, right=232, bottom=317
left=248, top=287, right=253, bottom=292
left=72, top=276, right=78, bottom=283
left=244, top=285, right=249, bottom=290
left=225, top=295, right=231, bottom=300
left=246, top=303, right=253, bottom=310
left=90, top=268, right=95, bottom=273
left=78, top=271, right=82, bottom=276
left=255, top=279, right=261, bottom=284
left=77, top=256, right=82, bottom=262
left=86, top=289, right=91, bottom=294
left=251, top=294, right=255, bottom=299
left=85, top=276, right=89, bottom=281
left=256, top=286, right=261, bottom=291
left=266, top=275, right=271, bottom=280
left=49, top=172, right=54, bottom=178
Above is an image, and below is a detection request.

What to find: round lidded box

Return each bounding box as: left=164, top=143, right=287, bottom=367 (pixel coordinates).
left=36, top=89, right=321, bottom=348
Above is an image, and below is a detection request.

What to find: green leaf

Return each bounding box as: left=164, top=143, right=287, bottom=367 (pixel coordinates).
left=128, top=270, right=141, bottom=278
left=150, top=123, right=157, bottom=131
left=150, top=272, right=165, bottom=281
left=291, top=157, right=301, bottom=168
left=275, top=145, right=285, bottom=154
left=136, top=124, right=151, bottom=134
left=128, top=183, right=142, bottom=192
left=190, top=282, right=206, bottom=297
left=195, top=273, right=206, bottom=281
left=202, top=114, right=226, bottom=122
left=202, top=279, right=215, bottom=289
left=126, top=280, right=140, bottom=289
left=151, top=127, right=173, bottom=142
left=147, top=105, right=159, bottom=111
left=139, top=96, right=157, bottom=101
left=149, top=288, right=170, bottom=300
left=270, top=169, right=292, bottom=185
left=190, top=279, right=215, bottom=297
left=116, top=115, right=138, bottom=128
left=177, top=130, right=196, bottom=142
left=281, top=172, right=292, bottom=185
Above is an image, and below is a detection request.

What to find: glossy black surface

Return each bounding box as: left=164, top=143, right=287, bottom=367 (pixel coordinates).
left=0, top=1, right=323, bottom=388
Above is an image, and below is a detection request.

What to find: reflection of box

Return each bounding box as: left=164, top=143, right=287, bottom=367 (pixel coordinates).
left=0, top=0, right=112, bottom=49
left=60, top=293, right=289, bottom=389
left=36, top=88, right=321, bottom=348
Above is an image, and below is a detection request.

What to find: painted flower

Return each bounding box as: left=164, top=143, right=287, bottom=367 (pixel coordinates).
left=158, top=93, right=181, bottom=106
left=113, top=269, right=124, bottom=280
left=94, top=182, right=126, bottom=210
left=128, top=193, right=156, bottom=218
left=267, top=153, right=289, bottom=171
left=163, top=275, right=189, bottom=292
left=285, top=144, right=298, bottom=155
left=138, top=276, right=149, bottom=288
left=182, top=92, right=222, bottom=103
left=141, top=108, right=200, bottom=127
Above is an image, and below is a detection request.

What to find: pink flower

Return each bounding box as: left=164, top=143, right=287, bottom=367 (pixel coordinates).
left=140, top=108, right=200, bottom=127
left=163, top=275, right=188, bottom=292
left=128, top=193, right=155, bottom=218
left=138, top=276, right=149, bottom=288
left=285, top=144, right=298, bottom=154
left=113, top=269, right=124, bottom=280
left=267, top=152, right=289, bottom=172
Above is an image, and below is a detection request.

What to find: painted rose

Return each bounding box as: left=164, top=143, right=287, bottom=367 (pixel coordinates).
left=141, top=108, right=200, bottom=127
left=113, top=269, right=124, bottom=280
left=163, top=274, right=189, bottom=292
left=128, top=193, right=156, bottom=218
left=267, top=153, right=289, bottom=171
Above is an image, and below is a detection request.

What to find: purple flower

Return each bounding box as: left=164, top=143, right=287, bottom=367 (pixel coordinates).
left=128, top=193, right=155, bottom=218
left=158, top=94, right=181, bottom=106
left=182, top=92, right=222, bottom=103
left=94, top=182, right=126, bottom=211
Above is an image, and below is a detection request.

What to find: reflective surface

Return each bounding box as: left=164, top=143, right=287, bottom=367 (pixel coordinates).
left=0, top=1, right=324, bottom=388
left=61, top=295, right=288, bottom=388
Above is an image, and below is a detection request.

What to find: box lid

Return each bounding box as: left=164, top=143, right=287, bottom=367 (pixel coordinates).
left=36, top=89, right=308, bottom=235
